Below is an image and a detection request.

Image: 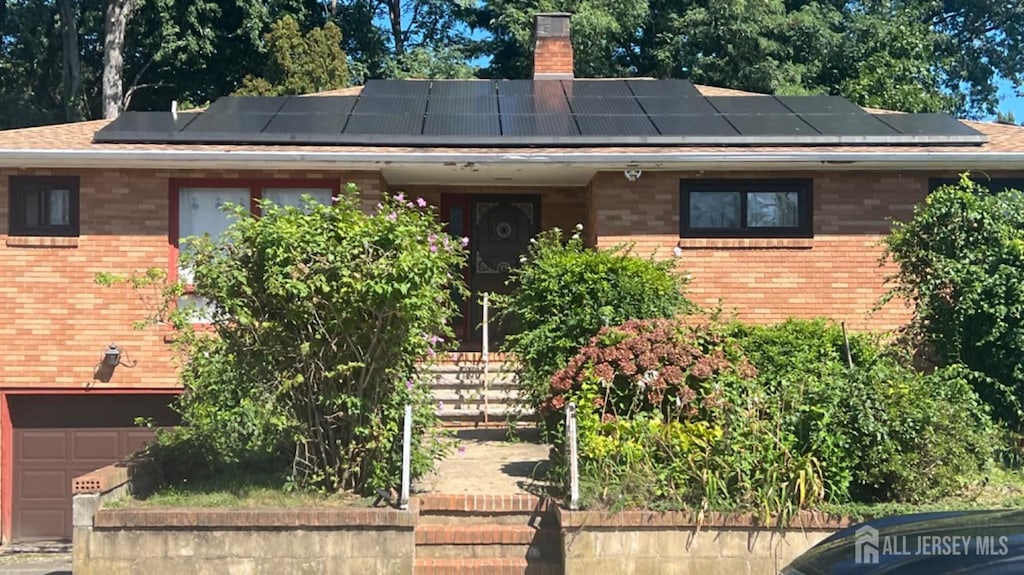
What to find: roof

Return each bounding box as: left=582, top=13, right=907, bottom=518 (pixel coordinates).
left=1, top=83, right=1024, bottom=176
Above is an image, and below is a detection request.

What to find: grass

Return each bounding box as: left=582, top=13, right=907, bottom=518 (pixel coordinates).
left=105, top=472, right=375, bottom=509
left=819, top=466, right=1024, bottom=522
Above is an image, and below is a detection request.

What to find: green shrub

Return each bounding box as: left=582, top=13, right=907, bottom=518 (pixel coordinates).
left=548, top=318, right=998, bottom=514
left=137, top=186, right=464, bottom=494
left=842, top=363, right=999, bottom=502
left=883, top=174, right=1024, bottom=427
left=497, top=227, right=691, bottom=428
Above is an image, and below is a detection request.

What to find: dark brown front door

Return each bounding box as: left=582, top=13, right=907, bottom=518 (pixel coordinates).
left=442, top=194, right=540, bottom=347
left=10, top=394, right=179, bottom=541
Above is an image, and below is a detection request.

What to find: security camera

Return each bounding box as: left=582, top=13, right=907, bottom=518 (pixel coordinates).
left=624, top=168, right=643, bottom=182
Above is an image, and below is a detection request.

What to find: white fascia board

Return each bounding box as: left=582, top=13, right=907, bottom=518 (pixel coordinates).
left=1, top=149, right=1024, bottom=170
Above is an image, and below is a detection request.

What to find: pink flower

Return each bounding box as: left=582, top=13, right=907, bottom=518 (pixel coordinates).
left=430, top=244, right=438, bottom=253
left=461, top=237, right=470, bottom=247
left=387, top=212, right=397, bottom=221
left=395, top=192, right=405, bottom=202
left=416, top=197, right=427, bottom=208
left=406, top=379, right=414, bottom=390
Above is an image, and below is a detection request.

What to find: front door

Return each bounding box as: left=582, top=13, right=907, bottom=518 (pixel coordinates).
left=441, top=194, right=540, bottom=348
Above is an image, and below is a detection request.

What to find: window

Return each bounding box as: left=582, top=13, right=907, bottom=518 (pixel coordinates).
left=171, top=180, right=337, bottom=322
left=8, top=176, right=80, bottom=237
left=680, top=179, right=812, bottom=237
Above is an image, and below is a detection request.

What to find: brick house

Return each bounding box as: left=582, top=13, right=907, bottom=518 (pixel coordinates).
left=1, top=12, right=1023, bottom=542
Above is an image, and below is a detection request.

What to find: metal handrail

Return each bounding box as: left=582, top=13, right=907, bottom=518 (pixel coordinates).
left=482, top=292, right=490, bottom=426
left=566, top=401, right=580, bottom=510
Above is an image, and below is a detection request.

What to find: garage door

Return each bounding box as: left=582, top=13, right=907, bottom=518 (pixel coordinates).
left=10, top=394, right=180, bottom=542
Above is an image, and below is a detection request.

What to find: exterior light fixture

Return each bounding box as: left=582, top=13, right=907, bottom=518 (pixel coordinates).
left=624, top=168, right=643, bottom=182
left=103, top=344, right=122, bottom=368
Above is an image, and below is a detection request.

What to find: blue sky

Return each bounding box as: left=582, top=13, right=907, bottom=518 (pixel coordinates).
left=997, top=79, right=1023, bottom=120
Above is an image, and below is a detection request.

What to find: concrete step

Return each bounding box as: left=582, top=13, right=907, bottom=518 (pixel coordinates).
left=414, top=557, right=562, bottom=575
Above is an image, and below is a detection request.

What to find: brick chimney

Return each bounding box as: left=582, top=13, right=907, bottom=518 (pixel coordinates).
left=533, top=13, right=573, bottom=79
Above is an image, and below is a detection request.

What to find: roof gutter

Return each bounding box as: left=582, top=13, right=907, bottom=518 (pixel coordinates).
left=2, top=149, right=1024, bottom=170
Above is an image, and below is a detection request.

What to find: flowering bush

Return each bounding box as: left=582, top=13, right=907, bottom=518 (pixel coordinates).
left=151, top=185, right=466, bottom=493
left=496, top=227, right=691, bottom=433
left=545, top=318, right=755, bottom=421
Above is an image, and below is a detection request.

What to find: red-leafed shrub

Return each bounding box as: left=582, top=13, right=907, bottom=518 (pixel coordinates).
left=543, top=318, right=756, bottom=423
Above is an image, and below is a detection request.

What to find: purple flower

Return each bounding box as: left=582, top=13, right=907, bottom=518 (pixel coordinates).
left=405, top=379, right=414, bottom=390
left=430, top=244, right=438, bottom=253
left=395, top=192, right=405, bottom=202
left=438, top=400, right=445, bottom=410
left=457, top=446, right=466, bottom=456
left=387, top=212, right=397, bottom=221
left=428, top=233, right=437, bottom=243
left=416, top=197, right=427, bottom=208
left=461, top=237, right=470, bottom=247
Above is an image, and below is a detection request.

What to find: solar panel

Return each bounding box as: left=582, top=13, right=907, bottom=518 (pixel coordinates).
left=351, top=96, right=427, bottom=115
left=567, top=97, right=643, bottom=115
left=423, top=114, right=501, bottom=136
left=278, top=96, right=357, bottom=116
left=361, top=79, right=430, bottom=97
left=627, top=79, right=702, bottom=98
left=800, top=114, right=898, bottom=136
left=96, top=111, right=198, bottom=134
left=649, top=115, right=739, bottom=136
left=776, top=95, right=865, bottom=115
left=496, top=80, right=564, bottom=97
left=183, top=113, right=274, bottom=133
left=427, top=97, right=499, bottom=115
left=877, top=113, right=983, bottom=136
left=430, top=80, right=495, bottom=98
left=724, top=114, right=818, bottom=136
left=636, top=97, right=718, bottom=116
left=501, top=114, right=579, bottom=136
left=575, top=115, right=657, bottom=136
left=564, top=80, right=632, bottom=98
left=205, top=97, right=288, bottom=114
left=344, top=114, right=423, bottom=135
left=499, top=94, right=571, bottom=115
left=708, top=96, right=791, bottom=115
left=263, top=114, right=347, bottom=134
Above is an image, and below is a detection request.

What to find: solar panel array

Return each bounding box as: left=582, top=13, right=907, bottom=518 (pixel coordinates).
left=93, top=79, right=987, bottom=146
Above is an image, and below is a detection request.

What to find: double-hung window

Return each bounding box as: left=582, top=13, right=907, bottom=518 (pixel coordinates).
left=172, top=180, right=337, bottom=322
left=680, top=179, right=813, bottom=238
left=8, top=176, right=80, bottom=237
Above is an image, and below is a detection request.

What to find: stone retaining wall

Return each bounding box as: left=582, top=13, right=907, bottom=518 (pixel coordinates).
left=558, top=508, right=848, bottom=575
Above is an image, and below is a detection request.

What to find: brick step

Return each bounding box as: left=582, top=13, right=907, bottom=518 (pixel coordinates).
left=414, top=557, right=562, bottom=575
left=417, top=494, right=556, bottom=525
left=415, top=525, right=560, bottom=559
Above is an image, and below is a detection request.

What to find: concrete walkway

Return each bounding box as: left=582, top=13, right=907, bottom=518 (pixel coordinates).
left=417, top=428, right=553, bottom=495
left=0, top=553, right=71, bottom=575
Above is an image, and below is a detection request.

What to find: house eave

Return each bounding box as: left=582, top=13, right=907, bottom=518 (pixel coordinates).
left=2, top=149, right=1024, bottom=176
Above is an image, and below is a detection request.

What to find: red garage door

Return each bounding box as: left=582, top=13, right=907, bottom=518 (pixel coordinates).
left=10, top=394, right=179, bottom=542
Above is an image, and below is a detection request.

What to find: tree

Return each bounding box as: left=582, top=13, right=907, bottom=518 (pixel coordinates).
left=235, top=16, right=350, bottom=96
left=476, top=0, right=1024, bottom=117
left=882, top=175, right=1024, bottom=428
left=102, top=0, right=133, bottom=118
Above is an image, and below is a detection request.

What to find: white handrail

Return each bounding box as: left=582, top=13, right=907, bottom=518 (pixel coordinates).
left=482, top=292, right=490, bottom=426
left=399, top=403, right=412, bottom=509
left=566, top=401, right=580, bottom=510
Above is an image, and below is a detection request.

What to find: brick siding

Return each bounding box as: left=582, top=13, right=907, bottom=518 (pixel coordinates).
left=591, top=170, right=960, bottom=332
left=0, top=168, right=383, bottom=390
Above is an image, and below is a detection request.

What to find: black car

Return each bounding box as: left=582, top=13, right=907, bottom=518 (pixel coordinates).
left=782, top=509, right=1024, bottom=574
